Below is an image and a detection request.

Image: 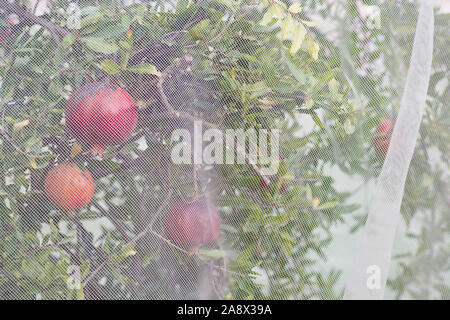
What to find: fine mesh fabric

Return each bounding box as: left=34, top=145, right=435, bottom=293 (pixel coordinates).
left=0, top=0, right=448, bottom=300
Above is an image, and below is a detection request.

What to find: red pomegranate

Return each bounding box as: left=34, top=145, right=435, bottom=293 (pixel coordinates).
left=44, top=162, right=95, bottom=211
left=373, top=119, right=393, bottom=154
left=66, top=83, right=138, bottom=155
left=165, top=200, right=220, bottom=247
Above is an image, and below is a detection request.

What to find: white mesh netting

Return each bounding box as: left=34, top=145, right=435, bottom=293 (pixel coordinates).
left=0, top=0, right=448, bottom=300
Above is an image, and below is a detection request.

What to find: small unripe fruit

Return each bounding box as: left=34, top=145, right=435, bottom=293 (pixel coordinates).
left=7, top=14, right=20, bottom=26
left=373, top=119, right=393, bottom=154
left=44, top=162, right=94, bottom=211
left=165, top=200, right=220, bottom=246
left=66, top=83, right=138, bottom=155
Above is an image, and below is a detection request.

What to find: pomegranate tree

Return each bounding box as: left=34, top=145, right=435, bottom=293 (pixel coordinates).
left=373, top=119, right=393, bottom=155
left=44, top=162, right=95, bottom=211
left=164, top=200, right=221, bottom=252
left=66, top=83, right=138, bottom=155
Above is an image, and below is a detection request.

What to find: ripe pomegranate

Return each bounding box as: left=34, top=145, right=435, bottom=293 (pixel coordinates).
left=165, top=200, right=220, bottom=249
left=66, top=83, right=138, bottom=155
left=44, top=162, right=95, bottom=211
left=373, top=119, right=393, bottom=154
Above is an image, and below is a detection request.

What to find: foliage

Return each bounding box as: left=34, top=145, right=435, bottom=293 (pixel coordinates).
left=0, top=0, right=447, bottom=300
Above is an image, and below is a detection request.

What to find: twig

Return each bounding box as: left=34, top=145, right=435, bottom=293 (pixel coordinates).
left=128, top=190, right=173, bottom=244
left=142, top=108, right=271, bottom=185
left=147, top=227, right=247, bottom=278
left=157, top=79, right=176, bottom=113
left=82, top=190, right=173, bottom=286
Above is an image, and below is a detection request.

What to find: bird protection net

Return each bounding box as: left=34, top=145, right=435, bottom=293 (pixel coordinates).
left=0, top=0, right=448, bottom=300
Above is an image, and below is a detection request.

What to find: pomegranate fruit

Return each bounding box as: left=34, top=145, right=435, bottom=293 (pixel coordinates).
left=66, top=83, right=138, bottom=155
left=44, top=162, right=95, bottom=211
left=165, top=200, right=220, bottom=247
left=373, top=119, right=393, bottom=154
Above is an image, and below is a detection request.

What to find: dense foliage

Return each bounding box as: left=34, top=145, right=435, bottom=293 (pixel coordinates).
left=0, top=0, right=447, bottom=300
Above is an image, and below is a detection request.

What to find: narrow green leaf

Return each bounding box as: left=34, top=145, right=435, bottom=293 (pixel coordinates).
left=127, top=63, right=161, bottom=76
left=284, top=137, right=308, bottom=149
left=280, top=14, right=294, bottom=40
left=62, top=34, right=76, bottom=47
left=317, top=201, right=340, bottom=210
left=289, top=2, right=303, bottom=14
left=290, top=23, right=305, bottom=55
left=83, top=37, right=119, bottom=54
left=101, top=59, right=120, bottom=75
left=311, top=112, right=324, bottom=129
left=199, top=249, right=226, bottom=260
left=283, top=51, right=306, bottom=84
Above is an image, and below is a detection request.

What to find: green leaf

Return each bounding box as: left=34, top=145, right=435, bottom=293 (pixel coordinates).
left=101, top=59, right=120, bottom=75
left=290, top=23, right=305, bottom=55
left=76, top=288, right=85, bottom=300
left=305, top=99, right=314, bottom=109
left=212, top=0, right=241, bottom=8
left=283, top=51, right=306, bottom=85
left=284, top=137, right=308, bottom=149
left=344, top=118, right=356, bottom=134
left=312, top=68, right=338, bottom=96
left=89, top=15, right=132, bottom=39
left=127, top=63, right=161, bottom=76
left=111, top=243, right=136, bottom=263
left=288, top=2, right=303, bottom=14
left=49, top=219, right=59, bottom=235
left=328, top=78, right=339, bottom=99
left=62, top=34, right=76, bottom=47
left=307, top=39, right=320, bottom=61
left=80, top=7, right=103, bottom=28
left=259, top=6, right=277, bottom=26
left=311, top=112, right=324, bottom=129
left=272, top=4, right=284, bottom=19
left=119, top=40, right=132, bottom=50
left=199, top=249, right=226, bottom=260
left=305, top=184, right=313, bottom=201
left=83, top=37, right=119, bottom=54
left=189, top=19, right=211, bottom=41
left=280, top=14, right=294, bottom=40
left=301, top=20, right=323, bottom=27
left=317, top=201, right=340, bottom=210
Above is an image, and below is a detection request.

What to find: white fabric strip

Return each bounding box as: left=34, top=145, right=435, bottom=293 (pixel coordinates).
left=344, top=1, right=435, bottom=300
